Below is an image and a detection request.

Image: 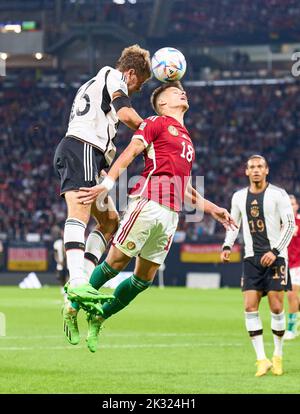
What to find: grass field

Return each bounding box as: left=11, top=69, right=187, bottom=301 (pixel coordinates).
left=0, top=286, right=300, bottom=394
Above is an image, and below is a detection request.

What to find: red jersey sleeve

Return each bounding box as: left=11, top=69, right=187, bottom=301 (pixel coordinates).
left=131, top=116, right=162, bottom=147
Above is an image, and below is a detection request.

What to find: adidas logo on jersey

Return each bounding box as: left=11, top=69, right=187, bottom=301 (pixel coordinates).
left=251, top=199, right=258, bottom=205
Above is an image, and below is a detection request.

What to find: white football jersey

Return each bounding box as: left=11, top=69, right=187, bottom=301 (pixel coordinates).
left=66, top=66, right=128, bottom=166
left=223, top=184, right=295, bottom=259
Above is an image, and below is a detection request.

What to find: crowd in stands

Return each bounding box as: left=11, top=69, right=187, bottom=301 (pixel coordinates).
left=3, top=0, right=300, bottom=46
left=0, top=71, right=299, bottom=242
left=170, top=0, right=300, bottom=43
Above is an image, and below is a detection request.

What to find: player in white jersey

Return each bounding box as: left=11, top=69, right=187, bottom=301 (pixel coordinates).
left=53, top=45, right=151, bottom=345
left=221, top=155, right=295, bottom=377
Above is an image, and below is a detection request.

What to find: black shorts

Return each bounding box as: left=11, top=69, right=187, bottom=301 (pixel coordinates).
left=242, top=255, right=290, bottom=294
left=53, top=136, right=107, bottom=196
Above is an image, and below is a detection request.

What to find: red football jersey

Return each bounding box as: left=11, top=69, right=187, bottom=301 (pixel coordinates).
left=129, top=115, right=195, bottom=212
left=288, top=214, right=300, bottom=268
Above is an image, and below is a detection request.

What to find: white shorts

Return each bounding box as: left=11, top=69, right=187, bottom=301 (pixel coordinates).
left=113, top=197, right=178, bottom=265
left=289, top=267, right=300, bottom=286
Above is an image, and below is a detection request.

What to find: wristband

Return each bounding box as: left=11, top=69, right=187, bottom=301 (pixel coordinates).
left=222, top=246, right=231, bottom=252
left=271, top=248, right=279, bottom=257
left=101, top=176, right=115, bottom=191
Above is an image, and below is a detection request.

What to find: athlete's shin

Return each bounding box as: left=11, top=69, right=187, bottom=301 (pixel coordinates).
left=101, top=274, right=152, bottom=319
left=245, top=311, right=266, bottom=360
left=271, top=311, right=285, bottom=357
left=64, top=218, right=87, bottom=287
left=84, top=230, right=107, bottom=280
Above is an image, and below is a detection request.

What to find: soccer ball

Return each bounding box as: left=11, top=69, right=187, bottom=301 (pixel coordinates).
left=151, top=47, right=186, bottom=83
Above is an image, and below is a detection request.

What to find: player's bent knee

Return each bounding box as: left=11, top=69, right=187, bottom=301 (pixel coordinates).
left=244, top=305, right=259, bottom=312
left=93, top=210, right=120, bottom=236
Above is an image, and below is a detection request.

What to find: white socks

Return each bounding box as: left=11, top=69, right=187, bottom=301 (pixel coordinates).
left=245, top=310, right=286, bottom=360
left=271, top=311, right=285, bottom=357
left=83, top=230, right=107, bottom=280
left=245, top=311, right=266, bottom=360
left=64, top=218, right=87, bottom=288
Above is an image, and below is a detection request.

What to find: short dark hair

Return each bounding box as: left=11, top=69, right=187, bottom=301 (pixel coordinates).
left=150, top=81, right=184, bottom=114
left=246, top=154, right=269, bottom=168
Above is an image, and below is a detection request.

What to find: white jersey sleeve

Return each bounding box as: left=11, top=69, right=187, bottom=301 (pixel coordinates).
left=273, top=190, right=295, bottom=254
left=106, top=69, right=128, bottom=99
left=223, top=192, right=242, bottom=250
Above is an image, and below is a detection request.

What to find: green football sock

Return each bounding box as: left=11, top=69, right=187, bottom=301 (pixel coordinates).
left=101, top=274, right=152, bottom=319
left=90, top=261, right=119, bottom=290
left=288, top=313, right=297, bottom=332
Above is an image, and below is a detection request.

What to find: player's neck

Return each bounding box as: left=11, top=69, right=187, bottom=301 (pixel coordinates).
left=249, top=181, right=268, bottom=194
left=165, top=110, right=185, bottom=126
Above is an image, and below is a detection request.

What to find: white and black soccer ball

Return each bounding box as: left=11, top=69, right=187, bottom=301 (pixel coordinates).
left=151, top=47, right=186, bottom=83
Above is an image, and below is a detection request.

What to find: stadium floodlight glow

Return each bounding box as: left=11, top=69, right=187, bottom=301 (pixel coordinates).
left=113, top=0, right=125, bottom=4
left=0, top=53, right=8, bottom=60
left=35, top=53, right=43, bottom=60
left=128, top=0, right=137, bottom=3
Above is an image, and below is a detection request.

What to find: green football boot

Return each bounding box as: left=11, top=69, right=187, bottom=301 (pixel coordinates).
left=86, top=311, right=105, bottom=353
left=66, top=283, right=114, bottom=305
left=62, top=303, right=80, bottom=345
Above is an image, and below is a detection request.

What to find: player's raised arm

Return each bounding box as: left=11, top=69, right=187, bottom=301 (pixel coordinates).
left=184, top=180, right=238, bottom=230
left=112, top=90, right=143, bottom=130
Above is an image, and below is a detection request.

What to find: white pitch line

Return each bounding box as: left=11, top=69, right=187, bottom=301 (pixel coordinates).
left=0, top=332, right=243, bottom=340
left=0, top=342, right=245, bottom=351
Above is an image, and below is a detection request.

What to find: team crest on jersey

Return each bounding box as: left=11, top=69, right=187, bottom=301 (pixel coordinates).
left=251, top=206, right=260, bottom=217
left=168, top=125, right=179, bottom=136
left=126, top=241, right=136, bottom=250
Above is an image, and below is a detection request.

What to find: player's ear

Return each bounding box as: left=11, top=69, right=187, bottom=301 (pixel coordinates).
left=245, top=167, right=249, bottom=177
left=127, top=68, right=136, bottom=77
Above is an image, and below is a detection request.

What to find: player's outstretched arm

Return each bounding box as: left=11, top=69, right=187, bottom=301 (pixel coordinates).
left=77, top=138, right=145, bottom=205
left=184, top=182, right=238, bottom=230
left=112, top=91, right=143, bottom=130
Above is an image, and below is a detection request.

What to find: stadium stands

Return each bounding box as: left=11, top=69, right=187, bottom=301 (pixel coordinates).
left=1, top=71, right=299, bottom=241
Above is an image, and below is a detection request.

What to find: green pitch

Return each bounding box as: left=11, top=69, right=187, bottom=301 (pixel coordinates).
left=0, top=286, right=300, bottom=394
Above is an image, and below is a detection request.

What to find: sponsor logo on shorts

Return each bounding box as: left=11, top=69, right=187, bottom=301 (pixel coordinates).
left=168, top=125, right=179, bottom=136
left=127, top=241, right=136, bottom=250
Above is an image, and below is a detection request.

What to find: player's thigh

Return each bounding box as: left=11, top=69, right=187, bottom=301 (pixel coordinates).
left=134, top=256, right=160, bottom=282
left=91, top=196, right=119, bottom=236
left=65, top=190, right=91, bottom=223
left=113, top=198, right=152, bottom=259
left=243, top=290, right=263, bottom=312
left=139, top=202, right=178, bottom=267
left=54, top=137, right=106, bottom=196
left=267, top=290, right=285, bottom=313
left=106, top=245, right=132, bottom=271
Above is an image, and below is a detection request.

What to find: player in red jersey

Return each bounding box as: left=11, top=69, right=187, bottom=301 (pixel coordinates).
left=70, top=81, right=236, bottom=352
left=285, top=195, right=300, bottom=340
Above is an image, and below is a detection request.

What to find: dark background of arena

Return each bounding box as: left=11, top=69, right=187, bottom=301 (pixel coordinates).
left=0, top=0, right=299, bottom=286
